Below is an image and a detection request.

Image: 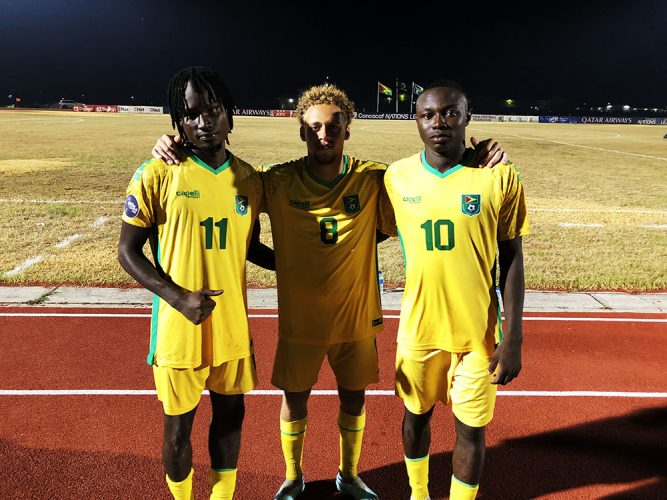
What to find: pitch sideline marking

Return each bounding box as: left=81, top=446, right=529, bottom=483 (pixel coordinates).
left=0, top=198, right=122, bottom=205
left=560, top=223, right=604, bottom=228
left=1, top=389, right=665, bottom=398
left=0, top=312, right=665, bottom=322
left=467, top=126, right=667, bottom=162
left=2, top=217, right=112, bottom=277
left=3, top=256, right=46, bottom=278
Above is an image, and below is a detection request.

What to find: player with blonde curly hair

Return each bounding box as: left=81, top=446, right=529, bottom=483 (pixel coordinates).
left=262, top=83, right=388, bottom=499
left=294, top=83, right=356, bottom=126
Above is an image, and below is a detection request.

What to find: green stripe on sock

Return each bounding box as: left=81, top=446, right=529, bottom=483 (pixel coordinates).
left=452, top=475, right=478, bottom=488
left=338, top=425, right=365, bottom=432
left=405, top=454, right=429, bottom=462
left=280, top=429, right=306, bottom=436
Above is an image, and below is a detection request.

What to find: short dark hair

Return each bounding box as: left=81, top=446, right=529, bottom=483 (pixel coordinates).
left=422, top=79, right=470, bottom=108
left=167, top=66, right=234, bottom=140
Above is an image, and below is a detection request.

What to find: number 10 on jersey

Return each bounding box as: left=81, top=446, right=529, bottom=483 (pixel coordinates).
left=421, top=219, right=455, bottom=251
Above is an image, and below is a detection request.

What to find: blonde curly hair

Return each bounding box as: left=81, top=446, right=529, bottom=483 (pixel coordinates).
left=295, top=83, right=355, bottom=125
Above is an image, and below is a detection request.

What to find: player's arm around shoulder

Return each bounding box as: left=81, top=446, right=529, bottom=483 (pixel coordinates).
left=489, top=236, right=524, bottom=385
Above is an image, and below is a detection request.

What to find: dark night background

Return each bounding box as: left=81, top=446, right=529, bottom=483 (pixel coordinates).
left=1, top=0, right=665, bottom=114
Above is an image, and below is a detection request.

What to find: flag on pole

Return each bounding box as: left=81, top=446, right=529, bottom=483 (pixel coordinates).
left=378, top=82, right=393, bottom=97
left=413, top=82, right=424, bottom=96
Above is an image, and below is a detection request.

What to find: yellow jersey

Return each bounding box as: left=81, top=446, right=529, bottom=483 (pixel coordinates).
left=122, top=152, right=263, bottom=368
left=260, top=155, right=390, bottom=345
left=384, top=150, right=530, bottom=355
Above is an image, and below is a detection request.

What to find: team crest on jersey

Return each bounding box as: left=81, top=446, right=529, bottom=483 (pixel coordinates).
left=343, top=194, right=361, bottom=214
left=461, top=194, right=481, bottom=216
left=235, top=195, right=249, bottom=216
left=124, top=194, right=139, bottom=218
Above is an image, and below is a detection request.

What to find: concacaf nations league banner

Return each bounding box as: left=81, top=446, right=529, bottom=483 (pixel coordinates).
left=539, top=116, right=667, bottom=125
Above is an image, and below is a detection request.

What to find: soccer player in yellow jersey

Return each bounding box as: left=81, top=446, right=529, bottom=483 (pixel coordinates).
left=382, top=80, right=529, bottom=500
left=118, top=67, right=274, bottom=500
left=261, top=84, right=389, bottom=500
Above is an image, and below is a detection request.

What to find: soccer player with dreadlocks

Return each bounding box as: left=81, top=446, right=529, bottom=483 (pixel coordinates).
left=118, top=66, right=274, bottom=499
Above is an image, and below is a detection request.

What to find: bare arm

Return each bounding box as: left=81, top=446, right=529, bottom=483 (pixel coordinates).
left=489, top=237, right=524, bottom=385
left=118, top=222, right=221, bottom=324
left=247, top=219, right=275, bottom=270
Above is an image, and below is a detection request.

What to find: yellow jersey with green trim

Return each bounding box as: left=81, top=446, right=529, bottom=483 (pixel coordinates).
left=384, top=149, right=530, bottom=355
left=260, top=155, right=390, bottom=345
left=122, top=152, right=263, bottom=368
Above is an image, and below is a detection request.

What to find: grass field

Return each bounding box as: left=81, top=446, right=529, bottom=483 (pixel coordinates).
left=1, top=109, right=666, bottom=290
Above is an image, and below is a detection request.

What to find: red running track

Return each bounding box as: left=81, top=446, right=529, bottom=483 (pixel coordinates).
left=0, top=308, right=665, bottom=499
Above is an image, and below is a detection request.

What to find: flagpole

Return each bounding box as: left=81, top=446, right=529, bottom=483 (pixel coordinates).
left=376, top=82, right=379, bottom=113
left=410, top=82, right=414, bottom=115
left=395, top=78, right=399, bottom=113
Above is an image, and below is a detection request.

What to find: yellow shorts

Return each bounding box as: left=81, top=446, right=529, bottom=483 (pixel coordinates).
left=271, top=336, right=379, bottom=392
left=153, top=355, right=258, bottom=416
left=395, top=347, right=497, bottom=428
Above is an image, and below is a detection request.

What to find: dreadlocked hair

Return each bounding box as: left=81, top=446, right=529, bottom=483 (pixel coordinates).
left=295, top=83, right=355, bottom=126
left=167, top=66, right=235, bottom=141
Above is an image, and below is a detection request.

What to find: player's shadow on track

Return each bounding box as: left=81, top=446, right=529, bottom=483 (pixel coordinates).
left=356, top=405, right=667, bottom=499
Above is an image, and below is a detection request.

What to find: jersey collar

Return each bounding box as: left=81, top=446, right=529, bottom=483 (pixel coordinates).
left=306, top=154, right=349, bottom=188
left=420, top=149, right=475, bottom=179
left=190, top=150, right=234, bottom=175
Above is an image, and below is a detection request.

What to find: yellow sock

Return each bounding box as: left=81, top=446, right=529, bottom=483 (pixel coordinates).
left=166, top=468, right=194, bottom=500
left=450, top=474, right=479, bottom=500
left=280, top=416, right=307, bottom=480
left=209, top=468, right=236, bottom=499
left=404, top=455, right=429, bottom=500
left=338, top=410, right=366, bottom=478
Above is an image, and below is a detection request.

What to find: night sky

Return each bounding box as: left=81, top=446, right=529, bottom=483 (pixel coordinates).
left=1, top=0, right=665, bottom=110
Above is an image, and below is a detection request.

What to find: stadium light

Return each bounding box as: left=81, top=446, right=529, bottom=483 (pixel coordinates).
left=288, top=98, right=294, bottom=103
left=622, top=105, right=630, bottom=111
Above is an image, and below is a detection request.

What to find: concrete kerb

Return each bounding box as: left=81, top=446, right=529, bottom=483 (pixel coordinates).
left=0, top=287, right=665, bottom=312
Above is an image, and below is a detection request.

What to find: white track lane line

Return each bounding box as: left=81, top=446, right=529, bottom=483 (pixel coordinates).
left=0, top=312, right=665, bottom=322
left=1, top=389, right=665, bottom=398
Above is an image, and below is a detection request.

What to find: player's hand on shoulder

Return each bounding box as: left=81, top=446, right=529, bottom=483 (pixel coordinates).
left=174, top=288, right=224, bottom=325
left=152, top=134, right=184, bottom=165
left=488, top=340, right=522, bottom=385
left=470, top=137, right=508, bottom=168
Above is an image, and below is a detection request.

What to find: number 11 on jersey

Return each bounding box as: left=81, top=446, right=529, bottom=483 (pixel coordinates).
left=200, top=217, right=228, bottom=250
